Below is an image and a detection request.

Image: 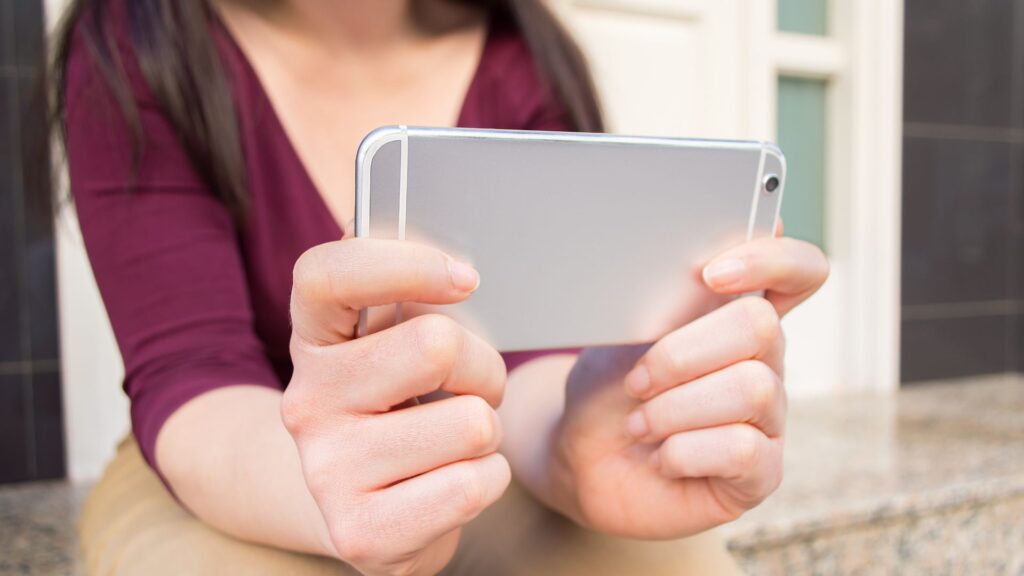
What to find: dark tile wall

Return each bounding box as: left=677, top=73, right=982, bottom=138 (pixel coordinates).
left=0, top=0, right=64, bottom=482
left=902, top=0, right=1024, bottom=382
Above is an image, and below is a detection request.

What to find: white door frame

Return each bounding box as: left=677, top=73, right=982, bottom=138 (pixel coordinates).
left=833, top=0, right=904, bottom=392
left=754, top=0, right=904, bottom=394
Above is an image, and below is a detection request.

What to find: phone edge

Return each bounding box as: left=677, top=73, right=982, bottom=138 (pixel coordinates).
left=354, top=125, right=408, bottom=337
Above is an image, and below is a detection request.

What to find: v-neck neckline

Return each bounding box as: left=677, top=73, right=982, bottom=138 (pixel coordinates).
left=212, top=11, right=496, bottom=238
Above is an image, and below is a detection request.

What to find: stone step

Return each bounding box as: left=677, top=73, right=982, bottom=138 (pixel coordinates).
left=721, top=375, right=1024, bottom=575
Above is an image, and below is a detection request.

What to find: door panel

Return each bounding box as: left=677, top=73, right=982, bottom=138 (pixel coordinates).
left=553, top=0, right=743, bottom=139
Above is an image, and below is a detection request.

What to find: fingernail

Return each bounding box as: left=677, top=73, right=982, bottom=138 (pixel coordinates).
left=624, top=365, right=651, bottom=398
left=626, top=410, right=649, bottom=438
left=448, top=260, right=480, bottom=292
left=703, top=258, right=746, bottom=287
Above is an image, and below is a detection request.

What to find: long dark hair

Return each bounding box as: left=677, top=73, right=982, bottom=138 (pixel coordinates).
left=49, top=0, right=604, bottom=220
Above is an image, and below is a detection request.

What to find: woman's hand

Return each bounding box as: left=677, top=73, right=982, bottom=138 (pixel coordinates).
left=285, top=239, right=511, bottom=576
left=546, top=236, right=828, bottom=538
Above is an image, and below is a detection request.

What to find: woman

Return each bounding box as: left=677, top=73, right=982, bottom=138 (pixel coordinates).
left=55, top=0, right=828, bottom=574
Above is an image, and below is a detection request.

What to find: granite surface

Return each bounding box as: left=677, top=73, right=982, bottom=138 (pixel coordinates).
left=1, top=376, right=1022, bottom=575
left=723, top=373, right=1024, bottom=575
left=0, top=481, right=89, bottom=575
left=731, top=494, right=1024, bottom=575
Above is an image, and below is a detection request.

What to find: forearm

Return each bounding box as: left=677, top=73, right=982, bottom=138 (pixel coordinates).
left=499, top=346, right=652, bottom=527
left=498, top=353, right=582, bottom=522
left=155, top=385, right=337, bottom=558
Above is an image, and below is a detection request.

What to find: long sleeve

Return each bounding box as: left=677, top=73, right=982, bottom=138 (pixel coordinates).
left=64, top=23, right=281, bottom=475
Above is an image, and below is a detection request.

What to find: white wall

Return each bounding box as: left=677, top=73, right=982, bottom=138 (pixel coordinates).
left=55, top=207, right=128, bottom=482
left=46, top=0, right=130, bottom=483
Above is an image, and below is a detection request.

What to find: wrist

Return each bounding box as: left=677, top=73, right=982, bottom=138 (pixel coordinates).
left=535, top=345, right=645, bottom=529
left=497, top=354, right=583, bottom=522
left=538, top=419, right=586, bottom=526
left=312, top=512, right=340, bottom=560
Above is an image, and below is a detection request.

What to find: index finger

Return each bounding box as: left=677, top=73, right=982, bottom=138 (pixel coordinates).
left=701, top=237, right=829, bottom=316
left=624, top=297, right=783, bottom=401
left=290, top=238, right=480, bottom=346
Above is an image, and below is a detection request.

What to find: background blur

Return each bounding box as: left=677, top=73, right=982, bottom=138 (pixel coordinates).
left=1, top=0, right=1022, bottom=574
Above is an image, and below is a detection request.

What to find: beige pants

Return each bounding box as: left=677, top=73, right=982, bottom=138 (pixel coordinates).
left=80, top=438, right=743, bottom=575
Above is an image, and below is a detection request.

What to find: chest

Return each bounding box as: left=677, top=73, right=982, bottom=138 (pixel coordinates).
left=219, top=12, right=486, bottom=229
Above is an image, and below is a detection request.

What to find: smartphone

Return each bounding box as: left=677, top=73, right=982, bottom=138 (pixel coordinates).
left=355, top=126, right=785, bottom=352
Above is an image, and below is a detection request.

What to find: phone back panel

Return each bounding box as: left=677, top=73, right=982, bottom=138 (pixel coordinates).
left=357, top=127, right=784, bottom=352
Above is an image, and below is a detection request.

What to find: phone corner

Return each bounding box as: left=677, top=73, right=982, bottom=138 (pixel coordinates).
left=760, top=142, right=787, bottom=179
left=356, top=126, right=408, bottom=167
left=355, top=126, right=408, bottom=239
left=753, top=142, right=786, bottom=238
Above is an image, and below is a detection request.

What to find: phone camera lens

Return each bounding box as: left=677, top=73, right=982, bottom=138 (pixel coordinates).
left=764, top=175, right=780, bottom=194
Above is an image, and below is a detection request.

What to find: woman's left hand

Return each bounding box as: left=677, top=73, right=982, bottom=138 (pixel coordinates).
left=549, top=236, right=828, bottom=539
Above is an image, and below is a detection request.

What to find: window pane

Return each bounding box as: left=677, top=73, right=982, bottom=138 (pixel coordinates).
left=778, top=0, right=829, bottom=36
left=777, top=76, right=828, bottom=249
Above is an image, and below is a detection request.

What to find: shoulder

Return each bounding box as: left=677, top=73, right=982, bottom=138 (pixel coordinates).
left=460, top=13, right=574, bottom=132
left=65, top=0, right=145, bottom=106
left=64, top=0, right=258, bottom=117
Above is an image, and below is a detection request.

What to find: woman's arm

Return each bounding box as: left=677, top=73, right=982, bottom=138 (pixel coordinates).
left=66, top=22, right=507, bottom=573
left=156, top=386, right=336, bottom=556
left=109, top=238, right=515, bottom=576
left=498, top=354, right=580, bottom=518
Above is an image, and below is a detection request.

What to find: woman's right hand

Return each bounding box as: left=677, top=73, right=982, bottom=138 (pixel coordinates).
left=285, top=238, right=511, bottom=576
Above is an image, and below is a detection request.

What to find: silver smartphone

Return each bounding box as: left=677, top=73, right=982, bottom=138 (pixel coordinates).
left=355, top=126, right=785, bottom=352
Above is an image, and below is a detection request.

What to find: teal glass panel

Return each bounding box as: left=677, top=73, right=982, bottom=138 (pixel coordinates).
left=777, top=76, right=827, bottom=249
left=778, top=0, right=829, bottom=36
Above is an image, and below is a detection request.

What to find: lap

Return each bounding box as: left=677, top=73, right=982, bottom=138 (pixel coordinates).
left=79, top=437, right=742, bottom=576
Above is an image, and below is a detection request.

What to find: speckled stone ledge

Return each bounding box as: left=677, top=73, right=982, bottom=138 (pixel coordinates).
left=722, top=375, right=1024, bottom=575
left=731, top=493, right=1024, bottom=575
left=0, top=480, right=90, bottom=575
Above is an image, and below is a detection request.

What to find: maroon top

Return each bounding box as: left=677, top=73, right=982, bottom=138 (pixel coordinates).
left=66, top=3, right=574, bottom=473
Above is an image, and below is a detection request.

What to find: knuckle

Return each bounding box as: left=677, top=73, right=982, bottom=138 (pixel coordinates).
left=460, top=396, right=500, bottom=452
left=279, top=389, right=309, bottom=435
left=289, top=332, right=339, bottom=373
left=288, top=332, right=311, bottom=361
left=742, top=298, right=781, bottom=347
left=291, top=246, right=329, bottom=305
left=410, top=315, right=463, bottom=378
left=717, top=505, right=744, bottom=524
left=332, top=532, right=375, bottom=566
left=484, top=344, right=509, bottom=388
left=658, top=436, right=687, bottom=475
left=746, top=450, right=784, bottom=507
left=291, top=422, right=355, bottom=495
left=739, top=361, right=780, bottom=417
left=729, top=425, right=763, bottom=471
left=784, top=236, right=831, bottom=280
left=298, top=448, right=337, bottom=498
left=331, top=503, right=382, bottom=565
left=451, top=465, right=487, bottom=517
left=390, top=561, right=423, bottom=576
left=303, top=464, right=333, bottom=499
left=639, top=402, right=666, bottom=439
left=653, top=338, right=685, bottom=380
